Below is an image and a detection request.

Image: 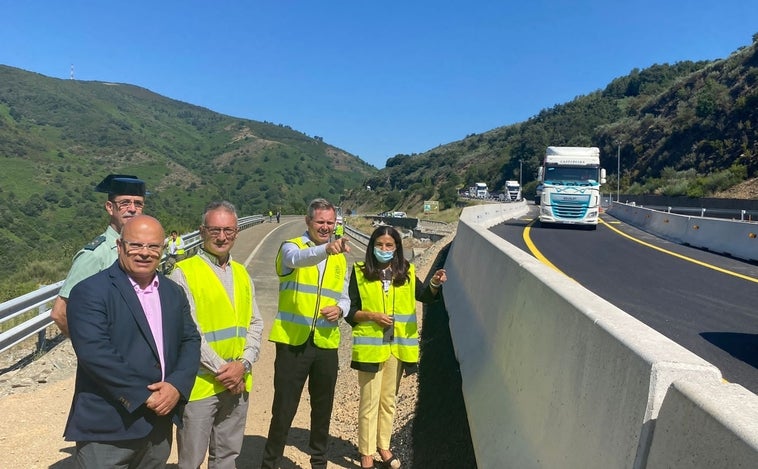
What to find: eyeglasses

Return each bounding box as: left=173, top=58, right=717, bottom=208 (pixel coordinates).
left=121, top=239, right=163, bottom=254
left=203, top=226, right=238, bottom=238
left=112, top=198, right=145, bottom=210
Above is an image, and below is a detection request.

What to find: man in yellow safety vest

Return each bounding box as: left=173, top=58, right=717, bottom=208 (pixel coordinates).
left=260, top=198, right=351, bottom=469
left=171, top=201, right=264, bottom=468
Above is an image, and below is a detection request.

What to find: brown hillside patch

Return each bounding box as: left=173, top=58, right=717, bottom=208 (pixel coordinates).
left=712, top=177, right=758, bottom=199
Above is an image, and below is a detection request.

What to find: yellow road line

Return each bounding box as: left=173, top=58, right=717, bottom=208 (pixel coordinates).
left=599, top=218, right=758, bottom=284
left=522, top=218, right=566, bottom=275
left=522, top=216, right=757, bottom=284
left=522, top=215, right=742, bottom=384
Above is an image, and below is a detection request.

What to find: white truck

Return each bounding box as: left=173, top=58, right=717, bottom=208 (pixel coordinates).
left=537, top=146, right=606, bottom=229
left=504, top=180, right=521, bottom=201
left=474, top=182, right=488, bottom=198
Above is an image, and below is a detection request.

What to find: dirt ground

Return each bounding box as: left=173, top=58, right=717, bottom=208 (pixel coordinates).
left=0, top=222, right=459, bottom=469
left=713, top=177, right=758, bottom=199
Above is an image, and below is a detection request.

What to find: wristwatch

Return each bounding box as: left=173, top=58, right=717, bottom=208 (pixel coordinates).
left=239, top=358, right=252, bottom=373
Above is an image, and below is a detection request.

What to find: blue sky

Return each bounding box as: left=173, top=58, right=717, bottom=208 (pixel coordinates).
left=2, top=1, right=756, bottom=168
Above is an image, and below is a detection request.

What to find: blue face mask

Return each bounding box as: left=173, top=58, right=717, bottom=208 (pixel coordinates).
left=373, top=247, right=395, bottom=263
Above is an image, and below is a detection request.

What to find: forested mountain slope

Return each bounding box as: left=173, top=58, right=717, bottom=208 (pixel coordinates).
left=343, top=35, right=758, bottom=214
left=0, top=65, right=375, bottom=293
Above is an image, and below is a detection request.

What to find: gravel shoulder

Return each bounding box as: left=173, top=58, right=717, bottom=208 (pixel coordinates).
left=0, top=221, right=455, bottom=469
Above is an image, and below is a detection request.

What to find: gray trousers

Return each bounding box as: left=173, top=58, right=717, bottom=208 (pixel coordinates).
left=177, top=390, right=249, bottom=469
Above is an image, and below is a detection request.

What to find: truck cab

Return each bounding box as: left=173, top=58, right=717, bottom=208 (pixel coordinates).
left=538, top=146, right=606, bottom=228
left=474, top=182, right=489, bottom=198
left=504, top=180, right=521, bottom=201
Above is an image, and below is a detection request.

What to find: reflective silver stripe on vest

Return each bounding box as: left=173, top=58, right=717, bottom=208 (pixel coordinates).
left=204, top=326, right=247, bottom=343
left=314, top=317, right=338, bottom=328
left=395, top=336, right=418, bottom=346
left=393, top=313, right=415, bottom=323
left=279, top=281, right=320, bottom=295
left=279, top=282, right=342, bottom=300
left=318, top=286, right=342, bottom=301
left=276, top=312, right=338, bottom=329
left=278, top=281, right=341, bottom=301
left=352, top=336, right=418, bottom=346
left=353, top=336, right=385, bottom=346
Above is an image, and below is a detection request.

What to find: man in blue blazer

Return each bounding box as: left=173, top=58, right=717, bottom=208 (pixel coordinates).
left=64, top=215, right=201, bottom=468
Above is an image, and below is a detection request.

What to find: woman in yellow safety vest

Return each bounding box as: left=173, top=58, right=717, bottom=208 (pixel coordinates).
left=347, top=225, right=446, bottom=469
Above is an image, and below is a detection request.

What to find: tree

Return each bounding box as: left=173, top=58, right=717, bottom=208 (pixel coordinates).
left=438, top=181, right=459, bottom=209
left=383, top=190, right=401, bottom=209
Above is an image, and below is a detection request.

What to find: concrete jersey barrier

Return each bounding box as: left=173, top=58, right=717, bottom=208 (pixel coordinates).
left=442, top=202, right=758, bottom=468
left=647, top=379, right=758, bottom=468
left=608, top=202, right=758, bottom=262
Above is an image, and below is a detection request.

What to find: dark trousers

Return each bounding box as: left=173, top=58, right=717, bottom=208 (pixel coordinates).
left=261, top=337, right=338, bottom=469
left=73, top=417, right=172, bottom=468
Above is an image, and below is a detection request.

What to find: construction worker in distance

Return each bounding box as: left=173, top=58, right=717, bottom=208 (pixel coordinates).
left=163, top=230, right=186, bottom=274
left=334, top=218, right=345, bottom=239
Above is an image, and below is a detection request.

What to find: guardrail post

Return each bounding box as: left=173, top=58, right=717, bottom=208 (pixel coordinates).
left=0, top=216, right=266, bottom=358
left=701, top=208, right=706, bottom=217
left=36, top=303, right=46, bottom=353
left=741, top=210, right=746, bottom=221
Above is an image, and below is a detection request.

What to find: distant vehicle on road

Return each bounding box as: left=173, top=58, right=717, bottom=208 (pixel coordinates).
left=474, top=182, right=489, bottom=198
left=505, top=180, right=521, bottom=201
left=537, top=146, right=606, bottom=228
left=376, top=210, right=406, bottom=218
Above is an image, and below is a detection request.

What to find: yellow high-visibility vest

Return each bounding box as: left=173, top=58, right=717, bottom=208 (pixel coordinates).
left=176, top=256, right=254, bottom=401
left=269, top=237, right=345, bottom=348
left=351, top=262, right=418, bottom=364
left=173, top=238, right=185, bottom=255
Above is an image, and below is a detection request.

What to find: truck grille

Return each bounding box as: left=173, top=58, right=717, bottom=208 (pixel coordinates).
left=549, top=194, right=590, bottom=219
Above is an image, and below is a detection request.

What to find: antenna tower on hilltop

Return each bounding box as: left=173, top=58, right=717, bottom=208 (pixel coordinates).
left=70, top=64, right=74, bottom=80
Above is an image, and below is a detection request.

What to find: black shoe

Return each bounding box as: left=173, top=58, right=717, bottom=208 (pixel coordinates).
left=380, top=455, right=400, bottom=469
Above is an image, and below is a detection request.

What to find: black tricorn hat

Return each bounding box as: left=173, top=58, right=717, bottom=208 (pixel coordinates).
left=94, top=174, right=146, bottom=197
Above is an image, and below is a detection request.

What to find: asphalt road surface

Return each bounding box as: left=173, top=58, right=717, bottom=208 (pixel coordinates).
left=491, top=205, right=758, bottom=395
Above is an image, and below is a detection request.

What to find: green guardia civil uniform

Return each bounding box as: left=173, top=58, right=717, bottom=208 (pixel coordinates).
left=60, top=174, right=147, bottom=299
left=59, top=225, right=120, bottom=299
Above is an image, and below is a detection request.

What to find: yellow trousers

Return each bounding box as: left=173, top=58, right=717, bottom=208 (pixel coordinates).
left=357, top=355, right=403, bottom=456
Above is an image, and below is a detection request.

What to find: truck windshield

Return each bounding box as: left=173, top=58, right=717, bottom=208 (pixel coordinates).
left=544, top=166, right=598, bottom=185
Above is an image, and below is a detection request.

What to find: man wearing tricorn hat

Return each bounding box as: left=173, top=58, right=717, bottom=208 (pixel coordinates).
left=51, top=174, right=147, bottom=336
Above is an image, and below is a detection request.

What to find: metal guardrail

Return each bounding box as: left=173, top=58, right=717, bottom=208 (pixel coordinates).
left=0, top=281, right=65, bottom=357
left=345, top=222, right=425, bottom=261
left=638, top=205, right=758, bottom=222
left=0, top=215, right=265, bottom=355
left=344, top=224, right=370, bottom=247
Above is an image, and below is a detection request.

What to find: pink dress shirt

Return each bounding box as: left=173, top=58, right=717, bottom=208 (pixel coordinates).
left=129, top=276, right=165, bottom=380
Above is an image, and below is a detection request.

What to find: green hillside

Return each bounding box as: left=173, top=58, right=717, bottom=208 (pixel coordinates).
left=0, top=65, right=375, bottom=296
left=343, top=35, right=758, bottom=214
left=4, top=34, right=758, bottom=298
